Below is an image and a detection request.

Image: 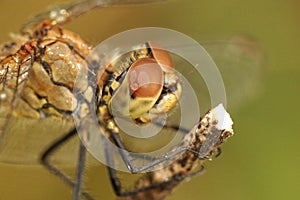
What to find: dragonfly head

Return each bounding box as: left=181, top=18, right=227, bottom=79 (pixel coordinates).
left=107, top=42, right=181, bottom=124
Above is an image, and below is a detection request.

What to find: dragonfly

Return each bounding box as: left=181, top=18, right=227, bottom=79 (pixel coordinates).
left=0, top=0, right=265, bottom=200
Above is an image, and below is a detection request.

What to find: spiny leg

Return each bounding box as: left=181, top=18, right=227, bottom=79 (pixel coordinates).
left=103, top=135, right=163, bottom=197
left=73, top=141, right=87, bottom=200
left=108, top=127, right=213, bottom=174
left=106, top=121, right=193, bottom=173
left=126, top=122, right=192, bottom=162
left=107, top=157, right=206, bottom=197
left=102, top=134, right=125, bottom=197
left=103, top=138, right=193, bottom=197
left=185, top=165, right=206, bottom=178
left=40, top=128, right=93, bottom=200
left=107, top=126, right=192, bottom=172
left=105, top=140, right=206, bottom=197
left=215, top=147, right=222, bottom=158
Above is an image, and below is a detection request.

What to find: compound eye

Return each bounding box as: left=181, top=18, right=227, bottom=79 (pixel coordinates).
left=128, top=58, right=163, bottom=98
left=148, top=42, right=174, bottom=72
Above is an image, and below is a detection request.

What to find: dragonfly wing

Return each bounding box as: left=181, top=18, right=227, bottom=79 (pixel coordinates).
left=0, top=23, right=92, bottom=165
left=22, top=0, right=167, bottom=33
left=0, top=44, right=75, bottom=164
left=0, top=42, right=33, bottom=148
left=203, top=35, right=266, bottom=110
left=0, top=117, right=77, bottom=165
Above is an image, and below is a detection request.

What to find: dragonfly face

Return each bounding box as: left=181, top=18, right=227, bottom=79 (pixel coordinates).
left=97, top=41, right=181, bottom=127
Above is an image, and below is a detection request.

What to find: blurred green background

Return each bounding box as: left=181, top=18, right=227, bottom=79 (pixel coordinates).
left=0, top=0, right=299, bottom=200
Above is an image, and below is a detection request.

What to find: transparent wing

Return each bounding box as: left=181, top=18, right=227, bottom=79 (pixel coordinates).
left=0, top=48, right=33, bottom=152
left=170, top=35, right=266, bottom=113
left=0, top=49, right=80, bottom=165
left=203, top=35, right=266, bottom=110
left=22, top=0, right=167, bottom=33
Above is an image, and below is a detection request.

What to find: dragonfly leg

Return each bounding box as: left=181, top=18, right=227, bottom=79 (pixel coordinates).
left=185, top=165, right=206, bottom=178
left=152, top=121, right=191, bottom=134
left=106, top=144, right=206, bottom=198
left=73, top=141, right=87, bottom=200
left=107, top=127, right=190, bottom=173
left=40, top=128, right=93, bottom=200
left=102, top=134, right=124, bottom=197
left=107, top=121, right=193, bottom=174
left=102, top=135, right=181, bottom=197
left=130, top=123, right=192, bottom=163
left=106, top=160, right=199, bottom=197
left=215, top=147, right=222, bottom=158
